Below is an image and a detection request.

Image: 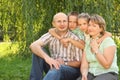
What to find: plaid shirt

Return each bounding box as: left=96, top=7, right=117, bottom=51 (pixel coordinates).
left=39, top=30, right=82, bottom=61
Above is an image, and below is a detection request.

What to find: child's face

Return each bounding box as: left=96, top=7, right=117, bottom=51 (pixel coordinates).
left=78, top=18, right=88, bottom=32
left=68, top=15, right=78, bottom=30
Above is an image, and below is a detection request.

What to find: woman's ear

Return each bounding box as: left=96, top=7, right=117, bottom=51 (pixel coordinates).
left=100, top=26, right=103, bottom=32
left=100, top=27, right=104, bottom=35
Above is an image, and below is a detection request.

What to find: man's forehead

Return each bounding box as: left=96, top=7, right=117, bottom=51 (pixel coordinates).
left=53, top=12, right=68, bottom=21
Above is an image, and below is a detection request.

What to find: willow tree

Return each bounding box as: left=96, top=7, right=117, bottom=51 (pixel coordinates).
left=1, top=0, right=120, bottom=57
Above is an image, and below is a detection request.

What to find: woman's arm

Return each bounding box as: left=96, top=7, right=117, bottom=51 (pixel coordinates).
left=81, top=52, right=89, bottom=80
left=94, top=46, right=116, bottom=69
left=91, top=39, right=116, bottom=69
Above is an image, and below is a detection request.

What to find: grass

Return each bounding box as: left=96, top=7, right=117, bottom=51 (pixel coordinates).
left=0, top=39, right=120, bottom=80
left=0, top=42, right=31, bottom=80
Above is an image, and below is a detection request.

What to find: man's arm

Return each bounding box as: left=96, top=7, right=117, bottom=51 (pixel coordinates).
left=56, top=58, right=80, bottom=68
left=30, top=39, right=49, bottom=59
left=29, top=39, right=60, bottom=69
left=65, top=61, right=81, bottom=68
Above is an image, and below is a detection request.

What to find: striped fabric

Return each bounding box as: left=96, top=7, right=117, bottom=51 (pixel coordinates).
left=39, top=31, right=82, bottom=62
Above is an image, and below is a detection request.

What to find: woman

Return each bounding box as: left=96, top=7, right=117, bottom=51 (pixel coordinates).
left=81, top=14, right=119, bottom=80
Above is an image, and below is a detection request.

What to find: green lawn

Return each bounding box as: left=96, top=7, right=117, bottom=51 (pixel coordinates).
left=0, top=41, right=120, bottom=80
left=0, top=57, right=31, bottom=80
left=0, top=42, right=31, bottom=80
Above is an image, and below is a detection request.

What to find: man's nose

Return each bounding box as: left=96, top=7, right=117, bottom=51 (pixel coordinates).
left=60, top=22, right=64, bottom=25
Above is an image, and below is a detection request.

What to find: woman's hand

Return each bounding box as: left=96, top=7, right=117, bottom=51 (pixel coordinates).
left=81, top=74, right=87, bottom=80
left=90, top=39, right=100, bottom=54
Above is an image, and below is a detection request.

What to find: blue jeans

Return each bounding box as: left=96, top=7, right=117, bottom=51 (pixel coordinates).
left=43, top=65, right=80, bottom=80
left=30, top=48, right=81, bottom=80
left=30, top=54, right=50, bottom=80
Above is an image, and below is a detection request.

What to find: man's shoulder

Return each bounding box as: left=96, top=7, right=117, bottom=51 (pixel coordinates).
left=41, top=32, right=51, bottom=37
left=40, top=32, right=53, bottom=40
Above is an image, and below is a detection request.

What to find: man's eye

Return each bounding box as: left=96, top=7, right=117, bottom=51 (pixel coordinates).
left=57, top=21, right=61, bottom=23
left=63, top=20, right=67, bottom=22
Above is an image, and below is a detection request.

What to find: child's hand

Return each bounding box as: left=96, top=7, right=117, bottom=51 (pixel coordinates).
left=60, top=38, right=69, bottom=47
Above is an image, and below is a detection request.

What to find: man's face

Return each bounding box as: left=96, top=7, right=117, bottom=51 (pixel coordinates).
left=52, top=14, right=68, bottom=32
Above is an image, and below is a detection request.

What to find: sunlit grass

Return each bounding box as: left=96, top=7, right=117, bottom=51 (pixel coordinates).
left=0, top=42, right=31, bottom=80
left=0, top=42, right=19, bottom=57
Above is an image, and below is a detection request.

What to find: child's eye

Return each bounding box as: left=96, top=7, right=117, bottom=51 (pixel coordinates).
left=78, top=24, right=81, bottom=26
left=83, top=23, right=86, bottom=25
left=88, top=24, right=90, bottom=26
left=93, top=25, right=96, bottom=27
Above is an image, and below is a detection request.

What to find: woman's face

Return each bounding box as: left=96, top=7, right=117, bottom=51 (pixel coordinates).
left=78, top=18, right=88, bottom=33
left=88, top=20, right=102, bottom=38
left=68, top=15, right=78, bottom=30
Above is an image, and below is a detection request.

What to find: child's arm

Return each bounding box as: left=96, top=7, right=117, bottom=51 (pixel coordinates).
left=97, top=31, right=112, bottom=43
left=49, top=28, right=85, bottom=49
left=60, top=38, right=85, bottom=49
left=49, top=28, right=68, bottom=47
left=49, top=28, right=62, bottom=40
left=68, top=38, right=85, bottom=49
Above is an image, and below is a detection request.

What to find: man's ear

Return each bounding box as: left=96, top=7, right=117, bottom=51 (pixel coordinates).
left=52, top=21, right=55, bottom=27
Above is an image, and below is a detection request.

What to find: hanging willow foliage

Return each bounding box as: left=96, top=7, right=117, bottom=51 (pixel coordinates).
left=0, top=0, right=120, bottom=57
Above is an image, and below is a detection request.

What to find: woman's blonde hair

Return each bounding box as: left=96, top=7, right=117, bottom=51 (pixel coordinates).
left=89, top=14, right=106, bottom=35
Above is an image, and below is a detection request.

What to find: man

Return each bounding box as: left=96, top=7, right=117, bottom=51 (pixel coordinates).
left=30, top=12, right=83, bottom=80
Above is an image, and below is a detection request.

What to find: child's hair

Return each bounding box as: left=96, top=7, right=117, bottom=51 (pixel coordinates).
left=68, top=11, right=79, bottom=19
left=78, top=13, right=90, bottom=23
left=90, top=14, right=106, bottom=35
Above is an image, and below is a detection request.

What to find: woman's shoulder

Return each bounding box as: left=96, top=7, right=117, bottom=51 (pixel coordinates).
left=103, top=37, right=114, bottom=42
left=101, top=37, right=116, bottom=47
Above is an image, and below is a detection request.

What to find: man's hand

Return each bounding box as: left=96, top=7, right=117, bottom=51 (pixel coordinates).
left=45, top=57, right=60, bottom=69
left=56, top=58, right=64, bottom=65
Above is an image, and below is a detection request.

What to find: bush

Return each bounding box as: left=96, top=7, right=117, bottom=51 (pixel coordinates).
left=114, top=37, right=120, bottom=79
